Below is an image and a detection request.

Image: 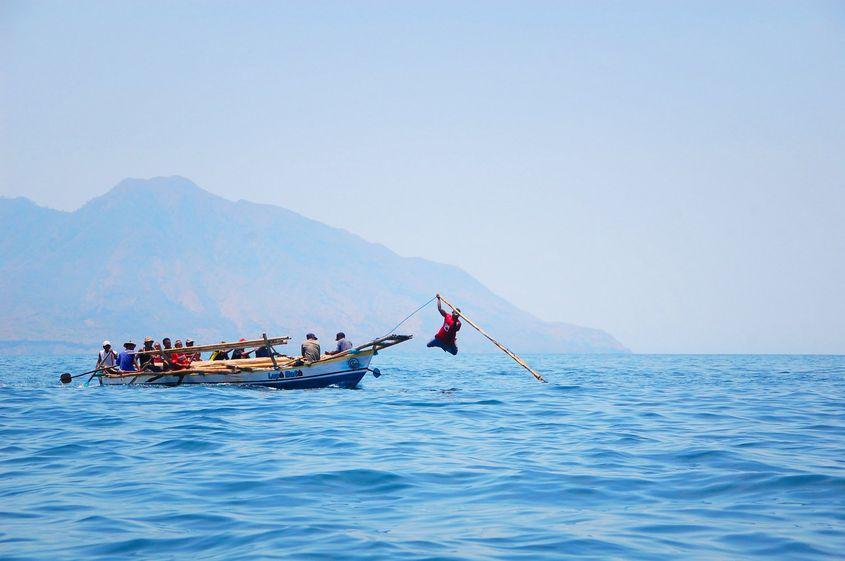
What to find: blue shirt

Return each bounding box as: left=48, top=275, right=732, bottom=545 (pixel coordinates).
left=336, top=338, right=353, bottom=353
left=117, top=350, right=136, bottom=371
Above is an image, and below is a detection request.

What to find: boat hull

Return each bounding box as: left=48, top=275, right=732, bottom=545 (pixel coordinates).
left=99, top=353, right=374, bottom=389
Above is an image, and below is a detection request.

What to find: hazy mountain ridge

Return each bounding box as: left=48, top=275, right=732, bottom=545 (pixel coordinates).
left=0, top=177, right=628, bottom=354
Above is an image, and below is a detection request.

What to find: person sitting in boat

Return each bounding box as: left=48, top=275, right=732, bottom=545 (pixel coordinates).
left=171, top=339, right=191, bottom=369
left=301, top=333, right=321, bottom=362
left=254, top=342, right=278, bottom=358
left=185, top=339, right=201, bottom=361
left=161, top=337, right=174, bottom=370
left=161, top=337, right=187, bottom=370
left=426, top=294, right=461, bottom=355
left=152, top=343, right=166, bottom=370
left=117, top=341, right=138, bottom=372
left=96, top=340, right=118, bottom=369
left=231, top=338, right=250, bottom=360
left=210, top=342, right=230, bottom=361
left=325, top=332, right=353, bottom=356
left=137, top=336, right=161, bottom=372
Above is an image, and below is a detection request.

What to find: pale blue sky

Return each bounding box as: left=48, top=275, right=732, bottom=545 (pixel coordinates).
left=2, top=1, right=844, bottom=353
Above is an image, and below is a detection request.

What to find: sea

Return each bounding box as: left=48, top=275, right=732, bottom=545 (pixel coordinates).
left=1, top=353, right=844, bottom=560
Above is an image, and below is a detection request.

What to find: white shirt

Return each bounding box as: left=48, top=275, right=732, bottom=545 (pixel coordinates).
left=98, top=349, right=117, bottom=366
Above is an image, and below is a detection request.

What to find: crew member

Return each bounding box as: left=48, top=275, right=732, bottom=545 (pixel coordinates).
left=137, top=336, right=160, bottom=372
left=117, top=341, right=138, bottom=372
left=170, top=340, right=191, bottom=370
left=325, top=332, right=352, bottom=355
left=185, top=339, right=201, bottom=362
left=231, top=338, right=249, bottom=360
left=301, top=333, right=321, bottom=362
left=210, top=342, right=230, bottom=361
left=96, top=341, right=117, bottom=369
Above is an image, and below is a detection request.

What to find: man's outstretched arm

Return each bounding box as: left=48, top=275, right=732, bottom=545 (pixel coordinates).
left=436, top=294, right=447, bottom=317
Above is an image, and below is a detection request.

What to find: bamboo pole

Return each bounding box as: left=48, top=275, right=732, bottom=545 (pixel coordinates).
left=105, top=356, right=306, bottom=378
left=437, top=294, right=546, bottom=383
left=317, top=334, right=413, bottom=362
left=134, top=336, right=290, bottom=356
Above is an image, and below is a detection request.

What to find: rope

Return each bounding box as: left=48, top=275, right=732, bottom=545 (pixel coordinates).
left=380, top=295, right=437, bottom=338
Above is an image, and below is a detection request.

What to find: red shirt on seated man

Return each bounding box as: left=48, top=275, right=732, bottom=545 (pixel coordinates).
left=161, top=337, right=190, bottom=370
left=170, top=340, right=192, bottom=370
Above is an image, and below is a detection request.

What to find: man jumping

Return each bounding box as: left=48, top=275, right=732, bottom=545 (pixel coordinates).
left=427, top=294, right=462, bottom=355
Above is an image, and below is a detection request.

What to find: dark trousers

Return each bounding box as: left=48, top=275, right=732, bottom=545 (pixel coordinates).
left=427, top=338, right=458, bottom=355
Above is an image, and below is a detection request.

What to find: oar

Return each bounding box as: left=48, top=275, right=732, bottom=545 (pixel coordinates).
left=60, top=366, right=108, bottom=384
left=437, top=294, right=547, bottom=383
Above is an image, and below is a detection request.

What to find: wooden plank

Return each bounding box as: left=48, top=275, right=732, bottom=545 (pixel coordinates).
left=191, top=357, right=290, bottom=368
left=105, top=355, right=306, bottom=378
left=134, top=336, right=290, bottom=356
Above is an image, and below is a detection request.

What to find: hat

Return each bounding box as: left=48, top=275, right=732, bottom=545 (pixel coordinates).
left=124, top=340, right=136, bottom=348
left=186, top=339, right=194, bottom=344
left=306, top=333, right=317, bottom=340
left=239, top=338, right=246, bottom=342
left=144, top=336, right=153, bottom=343
left=336, top=332, right=345, bottom=340
left=102, top=340, right=111, bottom=347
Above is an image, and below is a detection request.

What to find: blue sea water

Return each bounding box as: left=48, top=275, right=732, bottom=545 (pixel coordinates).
left=1, top=353, right=844, bottom=560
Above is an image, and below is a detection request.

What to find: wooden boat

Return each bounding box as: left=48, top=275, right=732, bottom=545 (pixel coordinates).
left=97, top=334, right=412, bottom=389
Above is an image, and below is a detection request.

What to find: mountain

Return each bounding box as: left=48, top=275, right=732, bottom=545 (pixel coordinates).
left=0, top=177, right=628, bottom=354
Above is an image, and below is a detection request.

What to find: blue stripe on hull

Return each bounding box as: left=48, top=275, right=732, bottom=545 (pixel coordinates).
left=258, top=370, right=367, bottom=390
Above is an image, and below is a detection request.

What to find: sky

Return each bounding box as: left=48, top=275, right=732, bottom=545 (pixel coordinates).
left=2, top=1, right=844, bottom=354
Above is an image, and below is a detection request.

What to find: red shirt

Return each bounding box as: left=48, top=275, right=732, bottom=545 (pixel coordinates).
left=169, top=352, right=191, bottom=370
left=436, top=314, right=461, bottom=344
